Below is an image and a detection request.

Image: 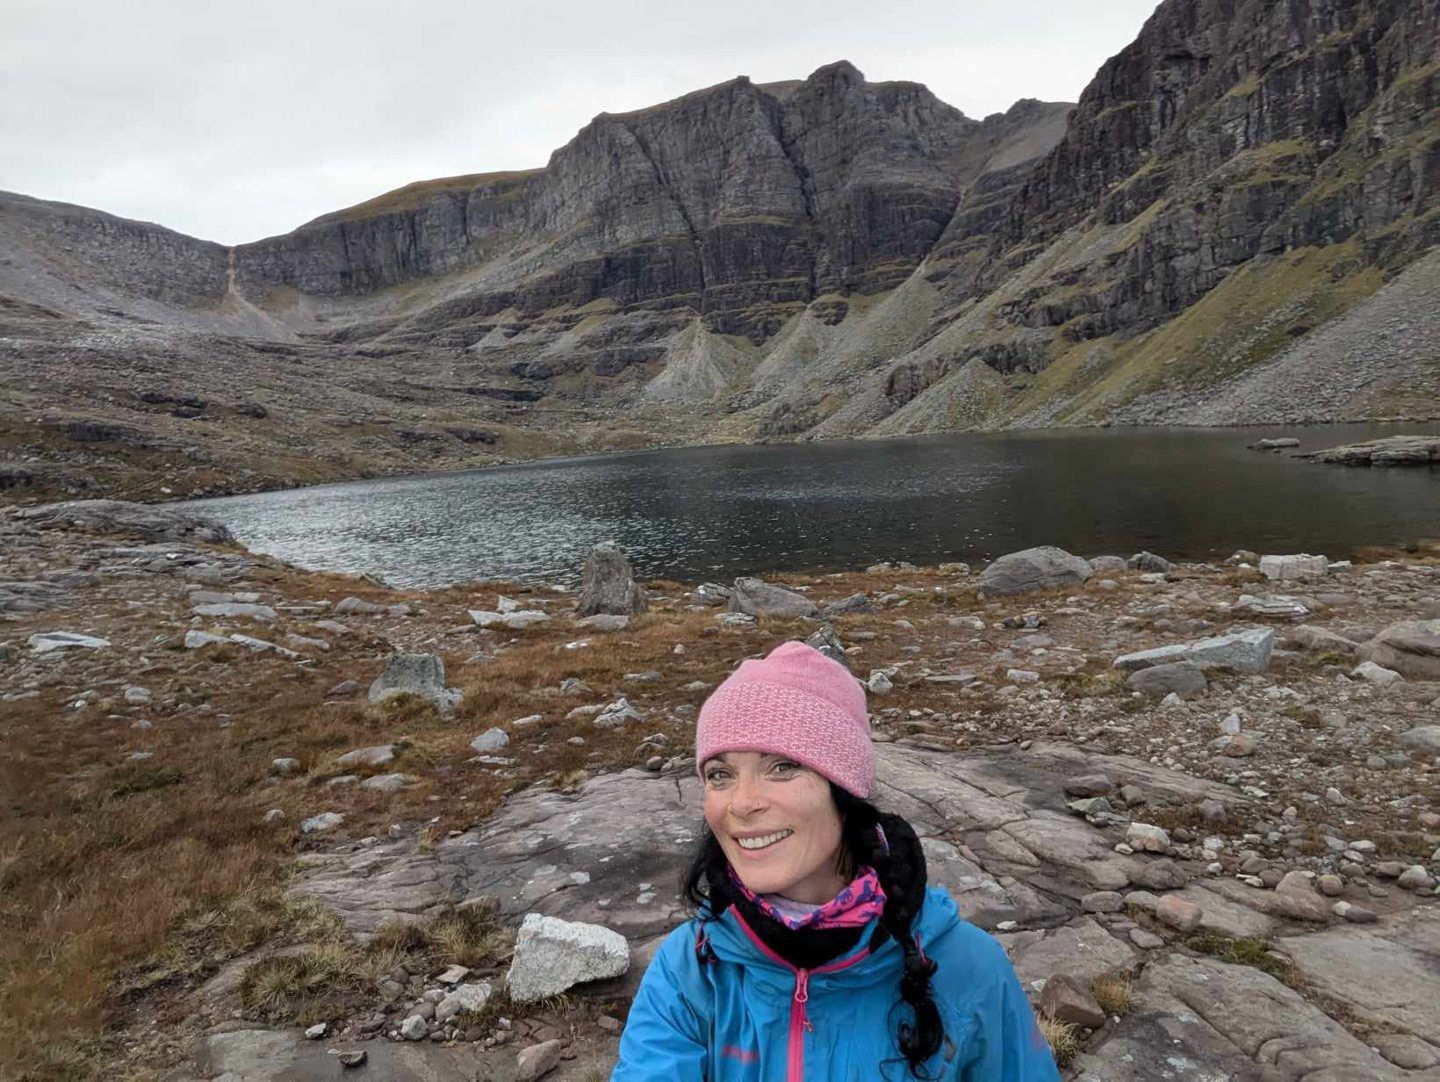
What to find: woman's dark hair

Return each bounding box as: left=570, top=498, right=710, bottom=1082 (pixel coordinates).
left=682, top=784, right=943, bottom=1078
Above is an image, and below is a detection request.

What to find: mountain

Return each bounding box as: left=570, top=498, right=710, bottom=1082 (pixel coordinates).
left=2, top=0, right=1437, bottom=501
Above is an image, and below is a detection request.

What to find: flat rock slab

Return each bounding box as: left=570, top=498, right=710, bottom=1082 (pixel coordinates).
left=1174, top=881, right=1279, bottom=941
left=1071, top=953, right=1438, bottom=1081
left=1279, top=905, right=1440, bottom=1043
left=1114, top=628, right=1274, bottom=674
left=170, top=1027, right=517, bottom=1081
left=1000, top=916, right=1137, bottom=986
left=17, top=499, right=233, bottom=543
left=294, top=741, right=1240, bottom=944
left=288, top=846, right=460, bottom=942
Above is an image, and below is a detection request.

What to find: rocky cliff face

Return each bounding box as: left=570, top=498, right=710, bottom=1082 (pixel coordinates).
left=851, top=0, right=1440, bottom=434
left=233, top=62, right=1019, bottom=343
left=2, top=2, right=1438, bottom=502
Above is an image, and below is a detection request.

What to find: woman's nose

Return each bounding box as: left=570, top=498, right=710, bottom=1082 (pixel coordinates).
left=729, top=774, right=767, bottom=816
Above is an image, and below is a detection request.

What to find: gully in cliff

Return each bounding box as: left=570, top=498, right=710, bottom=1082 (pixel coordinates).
left=612, top=641, right=1060, bottom=1081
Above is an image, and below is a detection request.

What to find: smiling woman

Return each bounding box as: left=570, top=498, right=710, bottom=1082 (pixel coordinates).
left=612, top=641, right=1062, bottom=1081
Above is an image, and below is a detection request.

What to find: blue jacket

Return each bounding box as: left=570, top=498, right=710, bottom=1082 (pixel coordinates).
left=612, top=886, right=1061, bottom=1082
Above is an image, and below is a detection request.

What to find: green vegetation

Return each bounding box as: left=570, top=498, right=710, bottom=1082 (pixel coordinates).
left=1183, top=934, right=1296, bottom=984
left=322, top=169, right=542, bottom=223
left=1225, top=71, right=1261, bottom=99
left=236, top=903, right=513, bottom=1024
left=1003, top=240, right=1383, bottom=424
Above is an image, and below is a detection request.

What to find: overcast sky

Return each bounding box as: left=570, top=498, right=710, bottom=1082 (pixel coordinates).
left=3, top=0, right=1160, bottom=246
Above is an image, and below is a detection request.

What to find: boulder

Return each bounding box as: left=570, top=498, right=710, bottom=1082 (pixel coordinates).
left=1126, top=662, right=1207, bottom=697
left=1352, top=660, right=1404, bottom=687
left=1131, top=859, right=1187, bottom=891
left=1398, top=726, right=1440, bottom=758
left=1288, top=626, right=1361, bottom=655
left=822, top=593, right=873, bottom=618
left=334, top=596, right=386, bottom=615
left=300, top=812, right=344, bottom=834
left=804, top=624, right=849, bottom=668
left=1126, top=823, right=1170, bottom=853
left=1039, top=974, right=1107, bottom=1028
left=1362, top=619, right=1440, bottom=680
left=368, top=653, right=463, bottom=716
left=435, top=980, right=492, bottom=1023
left=976, top=546, right=1092, bottom=598
left=1273, top=871, right=1330, bottom=922
left=336, top=745, right=396, bottom=769
left=360, top=773, right=412, bottom=793
left=576, top=542, right=647, bottom=616
left=1113, top=628, right=1274, bottom=674
left=1127, top=551, right=1171, bottom=573
left=728, top=577, right=818, bottom=619
left=505, top=914, right=629, bottom=1003
left=471, top=729, right=510, bottom=754
left=1088, top=555, right=1127, bottom=573
left=1156, top=895, right=1202, bottom=932
left=593, top=698, right=644, bottom=728
left=516, top=1039, right=564, bottom=1082
left=1258, top=554, right=1328, bottom=581
left=690, top=582, right=731, bottom=607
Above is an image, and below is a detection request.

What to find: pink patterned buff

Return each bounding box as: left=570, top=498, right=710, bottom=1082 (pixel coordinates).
left=729, top=865, right=888, bottom=931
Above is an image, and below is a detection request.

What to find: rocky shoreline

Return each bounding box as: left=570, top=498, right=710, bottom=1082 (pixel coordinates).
left=2, top=502, right=1438, bottom=1080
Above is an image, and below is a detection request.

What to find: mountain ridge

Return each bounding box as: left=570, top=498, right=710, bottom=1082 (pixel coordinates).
left=2, top=0, right=1438, bottom=503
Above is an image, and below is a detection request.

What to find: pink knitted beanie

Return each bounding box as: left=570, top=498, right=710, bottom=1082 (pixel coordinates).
left=696, top=641, right=874, bottom=798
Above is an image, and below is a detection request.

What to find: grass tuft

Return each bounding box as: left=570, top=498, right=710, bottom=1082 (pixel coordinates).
left=1090, top=972, right=1134, bottom=1016
left=1036, top=1011, right=1081, bottom=1066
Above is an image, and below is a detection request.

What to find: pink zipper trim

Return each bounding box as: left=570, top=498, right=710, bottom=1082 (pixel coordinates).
left=730, top=909, right=873, bottom=1082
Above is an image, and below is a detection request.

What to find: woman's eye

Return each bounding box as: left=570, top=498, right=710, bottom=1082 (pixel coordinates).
left=704, top=771, right=730, bottom=785
left=771, top=761, right=799, bottom=775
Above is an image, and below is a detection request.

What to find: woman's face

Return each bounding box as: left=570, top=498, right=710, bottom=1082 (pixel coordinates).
left=702, top=750, right=847, bottom=904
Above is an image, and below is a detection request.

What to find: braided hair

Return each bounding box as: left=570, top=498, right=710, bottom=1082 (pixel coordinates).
left=682, top=785, right=944, bottom=1078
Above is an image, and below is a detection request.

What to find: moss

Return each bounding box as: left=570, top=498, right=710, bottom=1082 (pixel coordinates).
left=1225, top=71, right=1261, bottom=98
left=1184, top=933, right=1296, bottom=984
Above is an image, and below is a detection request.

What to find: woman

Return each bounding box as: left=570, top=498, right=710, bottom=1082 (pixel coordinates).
left=613, top=641, right=1062, bottom=1081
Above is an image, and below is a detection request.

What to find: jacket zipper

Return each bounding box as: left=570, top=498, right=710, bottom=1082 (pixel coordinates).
left=730, top=910, right=873, bottom=1082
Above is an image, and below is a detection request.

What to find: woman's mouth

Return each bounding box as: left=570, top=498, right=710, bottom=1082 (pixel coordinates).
left=734, top=829, right=793, bottom=852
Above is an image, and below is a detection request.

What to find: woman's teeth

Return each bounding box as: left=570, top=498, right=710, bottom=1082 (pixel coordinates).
left=736, top=830, right=793, bottom=850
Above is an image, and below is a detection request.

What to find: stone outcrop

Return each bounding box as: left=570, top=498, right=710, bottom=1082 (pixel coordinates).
left=976, top=546, right=1092, bottom=598
left=1363, top=619, right=1440, bottom=681
left=368, top=653, right=463, bottom=716
left=575, top=542, right=647, bottom=617
left=15, top=500, right=234, bottom=544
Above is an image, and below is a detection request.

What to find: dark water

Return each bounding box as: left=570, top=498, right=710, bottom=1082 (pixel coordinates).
left=187, top=424, right=1440, bottom=589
